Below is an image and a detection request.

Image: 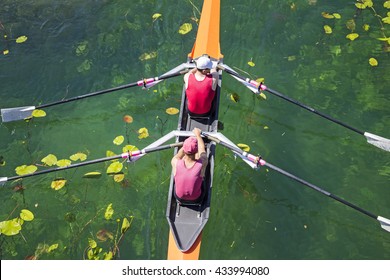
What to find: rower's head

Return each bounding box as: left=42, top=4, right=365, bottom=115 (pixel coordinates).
left=183, top=137, right=198, bottom=155
left=195, top=55, right=212, bottom=73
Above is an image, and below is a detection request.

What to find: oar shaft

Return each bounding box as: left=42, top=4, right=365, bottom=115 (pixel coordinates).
left=219, top=65, right=365, bottom=135
left=36, top=70, right=188, bottom=110
left=203, top=132, right=380, bottom=221
left=263, top=162, right=377, bottom=220
left=264, top=87, right=364, bottom=135
left=2, top=142, right=183, bottom=184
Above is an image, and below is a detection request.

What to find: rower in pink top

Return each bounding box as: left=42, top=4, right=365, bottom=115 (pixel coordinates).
left=184, top=55, right=218, bottom=116
left=171, top=128, right=208, bottom=202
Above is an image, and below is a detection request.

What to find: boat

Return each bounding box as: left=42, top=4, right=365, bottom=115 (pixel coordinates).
left=1, top=0, right=389, bottom=262
left=165, top=0, right=223, bottom=260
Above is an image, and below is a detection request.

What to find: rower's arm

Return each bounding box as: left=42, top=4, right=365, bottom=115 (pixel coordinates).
left=171, top=148, right=185, bottom=176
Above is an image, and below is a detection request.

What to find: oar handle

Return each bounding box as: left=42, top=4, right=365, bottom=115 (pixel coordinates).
left=1, top=142, right=183, bottom=184
left=37, top=70, right=189, bottom=110
left=201, top=132, right=263, bottom=165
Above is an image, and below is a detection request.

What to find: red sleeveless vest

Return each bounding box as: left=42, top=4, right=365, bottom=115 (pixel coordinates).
left=186, top=74, right=215, bottom=115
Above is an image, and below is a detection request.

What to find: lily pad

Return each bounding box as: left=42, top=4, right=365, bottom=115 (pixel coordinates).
left=113, top=135, right=125, bottom=145
left=237, top=143, right=250, bottom=152
left=20, top=209, right=34, bottom=221
left=107, top=162, right=123, bottom=174
left=165, top=107, right=179, bottom=115
left=178, top=23, right=192, bottom=35
left=15, top=165, right=37, bottom=176
left=41, top=154, right=57, bottom=166
left=32, top=109, right=46, bottom=118
left=51, top=179, right=67, bottom=190
left=104, top=203, right=114, bottom=220
left=83, top=171, right=102, bottom=178
left=56, top=159, right=71, bottom=167
left=16, top=36, right=28, bottom=43
left=138, top=127, right=149, bottom=139
left=70, top=152, right=87, bottom=161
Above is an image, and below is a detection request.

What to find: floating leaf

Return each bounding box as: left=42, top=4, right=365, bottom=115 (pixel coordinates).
left=41, top=154, right=57, bottom=166
left=355, top=2, right=367, bottom=9
left=264, top=126, right=269, bottom=130
left=122, top=145, right=138, bottom=153
left=152, top=13, right=162, bottom=21
left=104, top=203, right=114, bottom=220
left=0, top=218, right=22, bottom=236
left=15, top=165, right=37, bottom=176
left=346, top=19, right=356, bottom=31
left=121, top=217, right=132, bottom=234
left=248, top=60, right=255, bottom=67
left=369, top=58, right=378, bottom=66
left=237, top=143, right=250, bottom=152
left=363, top=24, right=370, bottom=31
left=47, top=244, right=59, bottom=252
left=230, top=93, right=240, bottom=103
left=113, top=135, right=125, bottom=145
left=323, top=25, right=332, bottom=34
left=178, top=23, right=192, bottom=35
left=3, top=49, right=9, bottom=55
left=106, top=150, right=116, bottom=157
left=20, top=209, right=34, bottom=221
left=83, top=171, right=102, bottom=178
left=32, top=109, right=46, bottom=118
left=321, top=12, right=334, bottom=19
left=385, top=1, right=390, bottom=8
left=165, top=107, right=179, bottom=115
left=107, top=162, right=123, bottom=174
left=88, top=238, right=97, bottom=249
left=123, top=115, right=133, bottom=123
left=333, top=13, right=341, bottom=19
left=256, top=78, right=265, bottom=83
left=104, top=251, right=113, bottom=260
left=51, top=179, right=67, bottom=190
left=70, top=152, right=87, bottom=161
left=139, top=51, right=157, bottom=61
left=75, top=41, right=88, bottom=56
left=16, top=36, right=28, bottom=43
left=138, top=127, right=149, bottom=139
left=383, top=15, right=390, bottom=24
left=114, top=173, right=125, bottom=183
left=56, top=159, right=71, bottom=167
left=346, top=33, right=359, bottom=41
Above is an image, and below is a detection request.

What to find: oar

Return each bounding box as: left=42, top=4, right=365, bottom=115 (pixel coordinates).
left=202, top=132, right=390, bottom=233
left=0, top=142, right=183, bottom=186
left=1, top=70, right=188, bottom=123
left=218, top=64, right=390, bottom=152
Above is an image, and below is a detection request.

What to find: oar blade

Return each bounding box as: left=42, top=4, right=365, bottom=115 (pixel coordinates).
left=364, top=132, right=390, bottom=152
left=1, top=106, right=35, bottom=123
left=378, top=216, right=390, bottom=233
left=0, top=177, right=8, bottom=187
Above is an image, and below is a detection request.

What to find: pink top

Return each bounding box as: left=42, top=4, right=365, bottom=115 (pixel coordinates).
left=174, top=158, right=203, bottom=200
left=186, top=74, right=215, bottom=115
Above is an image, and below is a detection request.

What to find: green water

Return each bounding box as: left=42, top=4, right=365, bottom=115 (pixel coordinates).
left=0, top=0, right=389, bottom=260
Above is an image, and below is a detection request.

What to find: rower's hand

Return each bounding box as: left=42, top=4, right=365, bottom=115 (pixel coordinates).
left=193, top=127, right=201, bottom=137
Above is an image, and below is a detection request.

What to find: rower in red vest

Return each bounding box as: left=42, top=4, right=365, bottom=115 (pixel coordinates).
left=171, top=127, right=208, bottom=202
left=184, top=55, right=218, bottom=116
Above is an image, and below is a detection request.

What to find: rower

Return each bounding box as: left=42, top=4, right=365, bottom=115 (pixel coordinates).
left=171, top=128, right=208, bottom=203
left=184, top=55, right=218, bottom=118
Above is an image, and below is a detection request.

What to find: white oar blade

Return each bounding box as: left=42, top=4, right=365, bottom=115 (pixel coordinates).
left=378, top=216, right=390, bottom=233
left=1, top=106, right=35, bottom=122
left=0, top=177, right=8, bottom=186
left=364, top=132, right=390, bottom=152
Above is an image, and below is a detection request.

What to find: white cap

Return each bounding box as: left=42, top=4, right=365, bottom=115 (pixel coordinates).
left=196, top=56, right=213, bottom=70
